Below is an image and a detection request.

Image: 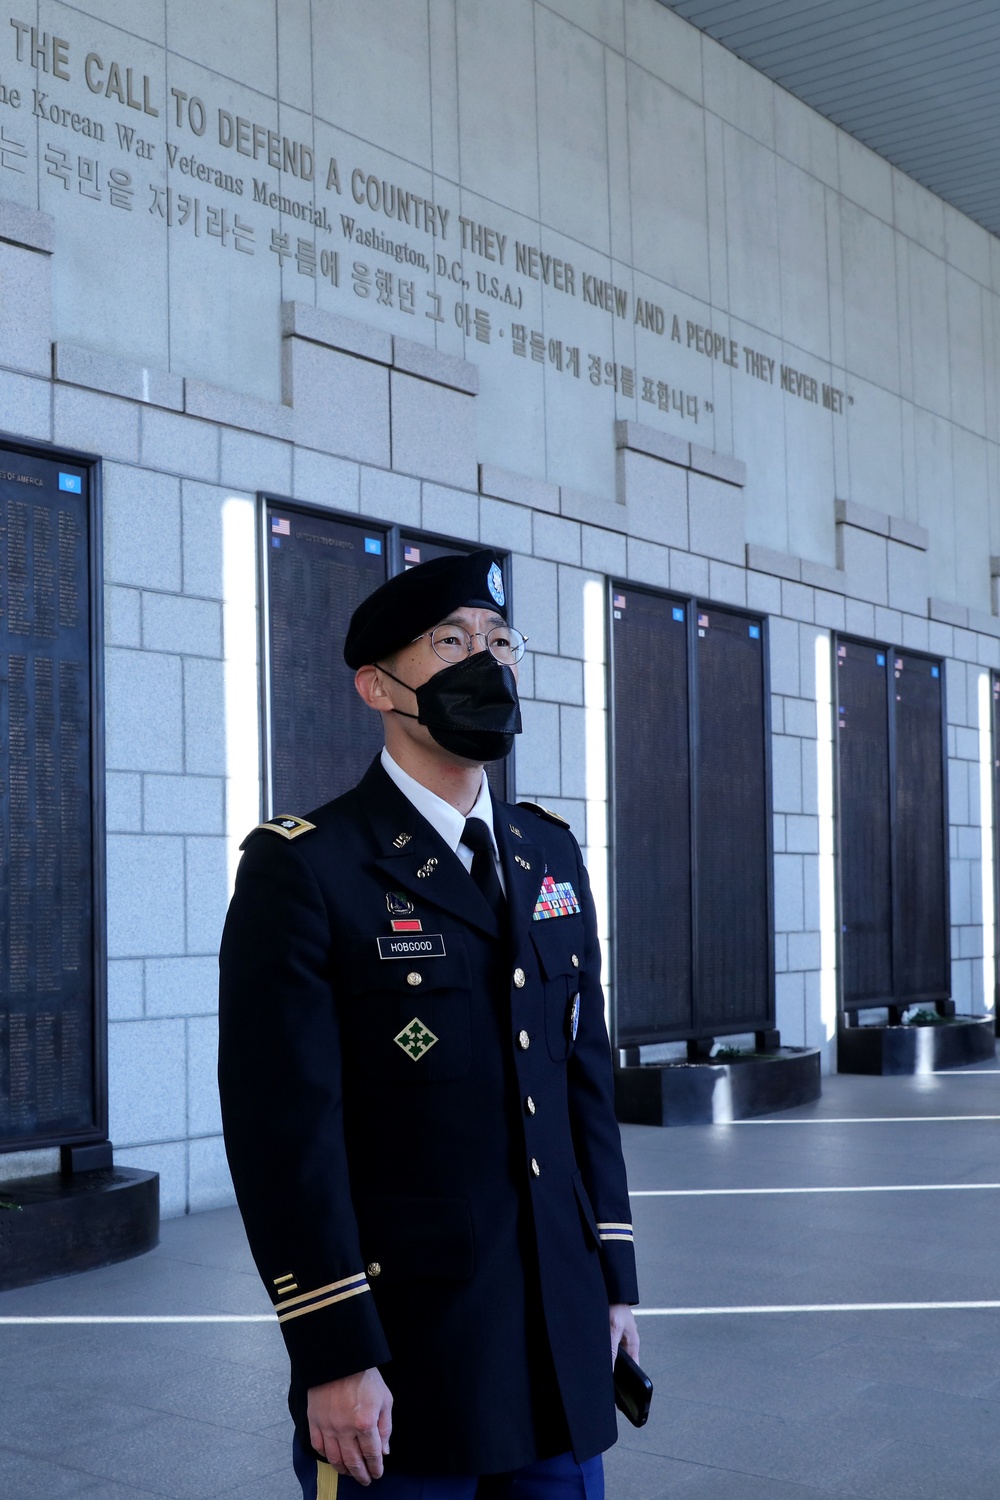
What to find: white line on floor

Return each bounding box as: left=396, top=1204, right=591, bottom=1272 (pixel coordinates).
left=731, top=1114, right=1000, bottom=1124
left=0, top=1314, right=273, bottom=1324
left=636, top=1300, right=1000, bottom=1316
left=630, top=1183, right=1000, bottom=1196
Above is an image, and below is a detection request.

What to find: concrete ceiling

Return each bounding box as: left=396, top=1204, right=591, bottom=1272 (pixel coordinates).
left=659, top=0, right=1000, bottom=237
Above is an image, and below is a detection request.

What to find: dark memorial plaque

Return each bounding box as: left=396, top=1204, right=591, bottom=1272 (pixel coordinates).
left=611, top=589, right=692, bottom=1045
left=893, top=652, right=948, bottom=1003
left=835, top=638, right=947, bottom=1012
left=695, top=607, right=770, bottom=1032
left=0, top=445, right=101, bottom=1153
left=994, top=674, right=1000, bottom=1009
left=836, top=641, right=893, bottom=1006
left=266, top=509, right=388, bottom=813
left=611, top=589, right=772, bottom=1048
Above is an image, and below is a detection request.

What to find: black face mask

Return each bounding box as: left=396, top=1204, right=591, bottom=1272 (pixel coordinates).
left=379, top=650, right=522, bottom=762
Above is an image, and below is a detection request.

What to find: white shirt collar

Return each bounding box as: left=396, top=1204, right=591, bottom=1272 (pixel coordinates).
left=380, top=747, right=497, bottom=856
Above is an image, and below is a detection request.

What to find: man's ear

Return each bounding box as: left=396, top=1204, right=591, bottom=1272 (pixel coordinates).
left=354, top=664, right=392, bottom=713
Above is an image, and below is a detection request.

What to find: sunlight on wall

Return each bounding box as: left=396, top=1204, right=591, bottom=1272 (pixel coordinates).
left=814, top=633, right=838, bottom=1044
left=583, top=579, right=611, bottom=1022
left=978, top=671, right=995, bottom=1015
left=223, top=496, right=262, bottom=891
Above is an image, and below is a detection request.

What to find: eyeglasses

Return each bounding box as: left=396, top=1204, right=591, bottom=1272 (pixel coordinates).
left=411, top=623, right=529, bottom=665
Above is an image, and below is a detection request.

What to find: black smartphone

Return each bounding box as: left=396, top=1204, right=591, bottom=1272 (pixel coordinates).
left=613, top=1349, right=653, bottom=1428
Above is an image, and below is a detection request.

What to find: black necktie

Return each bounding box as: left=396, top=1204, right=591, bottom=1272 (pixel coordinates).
left=460, top=817, right=506, bottom=922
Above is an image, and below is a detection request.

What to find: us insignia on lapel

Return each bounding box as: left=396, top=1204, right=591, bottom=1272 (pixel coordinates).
left=532, top=875, right=581, bottom=921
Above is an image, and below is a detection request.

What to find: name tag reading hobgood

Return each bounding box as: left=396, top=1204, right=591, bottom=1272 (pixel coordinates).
left=377, top=934, right=447, bottom=960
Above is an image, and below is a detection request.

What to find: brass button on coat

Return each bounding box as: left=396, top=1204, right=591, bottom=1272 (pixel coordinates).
left=525, top=1096, right=536, bottom=1115
left=367, top=1261, right=381, bottom=1278
left=530, top=1157, right=540, bottom=1177
left=513, top=967, right=526, bottom=988
left=406, top=971, right=422, bottom=986
left=518, top=1029, right=531, bottom=1050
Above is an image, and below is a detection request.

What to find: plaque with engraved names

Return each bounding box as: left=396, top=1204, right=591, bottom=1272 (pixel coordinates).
left=611, top=587, right=772, bottom=1047
left=0, top=445, right=101, bottom=1151
left=266, top=508, right=388, bottom=813
left=266, top=511, right=514, bottom=814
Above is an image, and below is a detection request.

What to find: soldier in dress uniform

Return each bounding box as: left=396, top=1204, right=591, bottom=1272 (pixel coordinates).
left=218, top=549, right=639, bottom=1499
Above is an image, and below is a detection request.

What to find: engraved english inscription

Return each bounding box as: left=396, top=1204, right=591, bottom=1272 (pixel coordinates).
left=0, top=451, right=93, bottom=1148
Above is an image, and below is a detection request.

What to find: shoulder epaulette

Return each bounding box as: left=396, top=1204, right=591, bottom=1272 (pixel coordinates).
left=240, top=815, right=317, bottom=849
left=517, top=800, right=571, bottom=829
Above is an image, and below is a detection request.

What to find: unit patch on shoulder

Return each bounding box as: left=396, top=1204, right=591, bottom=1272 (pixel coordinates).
left=240, top=815, right=317, bottom=849
left=517, top=800, right=571, bottom=829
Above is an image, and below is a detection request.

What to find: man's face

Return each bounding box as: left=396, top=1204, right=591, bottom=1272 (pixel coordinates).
left=374, top=604, right=519, bottom=764
left=391, top=605, right=519, bottom=689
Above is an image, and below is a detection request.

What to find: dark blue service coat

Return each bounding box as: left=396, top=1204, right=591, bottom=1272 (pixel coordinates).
left=218, top=759, right=638, bottom=1476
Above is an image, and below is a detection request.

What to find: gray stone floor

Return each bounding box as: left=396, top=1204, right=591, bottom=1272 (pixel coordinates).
left=4, top=1058, right=1000, bottom=1497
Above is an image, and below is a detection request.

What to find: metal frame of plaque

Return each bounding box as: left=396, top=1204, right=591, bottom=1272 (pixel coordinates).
left=833, top=635, right=950, bottom=1016
left=607, top=582, right=775, bottom=1050
left=994, top=671, right=1000, bottom=1015
left=258, top=495, right=514, bottom=816
left=0, top=434, right=106, bottom=1155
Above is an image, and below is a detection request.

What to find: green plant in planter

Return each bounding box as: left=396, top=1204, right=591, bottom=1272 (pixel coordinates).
left=907, top=1008, right=946, bottom=1027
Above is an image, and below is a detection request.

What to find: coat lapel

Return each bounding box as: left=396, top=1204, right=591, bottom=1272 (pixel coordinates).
left=357, top=760, right=500, bottom=938
left=494, top=810, right=544, bottom=953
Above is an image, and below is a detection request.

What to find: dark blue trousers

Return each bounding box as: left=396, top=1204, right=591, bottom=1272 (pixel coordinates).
left=293, top=1434, right=604, bottom=1500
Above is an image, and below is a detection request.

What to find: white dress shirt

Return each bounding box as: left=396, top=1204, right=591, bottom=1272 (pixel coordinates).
left=380, top=746, right=507, bottom=894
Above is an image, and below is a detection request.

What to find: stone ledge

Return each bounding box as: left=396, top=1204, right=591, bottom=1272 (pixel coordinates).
left=689, top=443, right=746, bottom=488
left=54, top=344, right=184, bottom=411
left=281, top=302, right=392, bottom=365
left=745, top=543, right=801, bottom=582
left=478, top=463, right=560, bottom=513
left=0, top=199, right=53, bottom=254
left=392, top=336, right=478, bottom=395
left=614, top=419, right=746, bottom=487
left=966, top=605, right=1000, bottom=640
left=835, top=497, right=890, bottom=536
left=184, top=379, right=293, bottom=442
left=560, top=485, right=621, bottom=527
left=801, top=559, right=849, bottom=595
left=836, top=501, right=928, bottom=551
left=889, top=514, right=929, bottom=551
left=928, top=597, right=968, bottom=629
left=614, top=418, right=688, bottom=467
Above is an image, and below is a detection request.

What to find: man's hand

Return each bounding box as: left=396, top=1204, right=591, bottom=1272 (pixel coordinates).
left=307, top=1368, right=393, bottom=1486
left=609, top=1303, right=640, bottom=1366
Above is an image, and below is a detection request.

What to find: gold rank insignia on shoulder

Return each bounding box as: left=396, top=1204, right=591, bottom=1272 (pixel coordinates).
left=517, top=800, right=570, bottom=829
left=240, top=815, right=316, bottom=848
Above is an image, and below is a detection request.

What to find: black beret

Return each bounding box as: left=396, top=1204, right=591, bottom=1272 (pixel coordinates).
left=343, top=549, right=509, bottom=668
